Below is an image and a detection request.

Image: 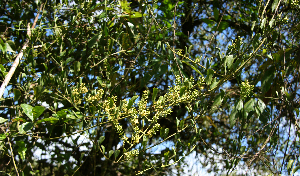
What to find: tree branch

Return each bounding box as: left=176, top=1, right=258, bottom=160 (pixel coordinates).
left=0, top=4, right=44, bottom=99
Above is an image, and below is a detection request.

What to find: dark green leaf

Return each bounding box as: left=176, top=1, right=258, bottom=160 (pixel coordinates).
left=210, top=78, right=219, bottom=90
left=127, top=95, right=138, bottom=110
left=205, top=69, right=214, bottom=85
left=109, top=150, right=114, bottom=158
left=19, top=122, right=34, bottom=134
left=16, top=141, right=27, bottom=160
left=99, top=136, right=105, bottom=144
left=160, top=127, right=165, bottom=138
left=213, top=8, right=219, bottom=20
left=74, top=61, right=81, bottom=74
left=240, top=146, right=246, bottom=153
left=33, top=106, right=45, bottom=120
left=217, top=21, right=229, bottom=32
left=88, top=34, right=101, bottom=48
left=261, top=66, right=274, bottom=94
left=212, top=89, right=225, bottom=107
left=13, top=89, right=21, bottom=101
left=108, top=97, right=114, bottom=108
left=293, top=166, right=300, bottom=174
left=114, top=150, right=120, bottom=159
left=179, top=86, right=186, bottom=97
left=230, top=108, right=237, bottom=128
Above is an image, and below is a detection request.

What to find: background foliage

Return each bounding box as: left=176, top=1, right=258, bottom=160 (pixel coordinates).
left=0, top=0, right=300, bottom=175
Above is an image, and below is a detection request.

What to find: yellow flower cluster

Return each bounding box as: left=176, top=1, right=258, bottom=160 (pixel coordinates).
left=72, top=83, right=88, bottom=104
left=240, top=80, right=254, bottom=99
left=86, top=89, right=104, bottom=104
left=70, top=75, right=204, bottom=161
left=124, top=149, right=139, bottom=160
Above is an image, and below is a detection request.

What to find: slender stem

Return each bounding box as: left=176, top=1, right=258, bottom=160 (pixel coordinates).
left=8, top=137, right=19, bottom=176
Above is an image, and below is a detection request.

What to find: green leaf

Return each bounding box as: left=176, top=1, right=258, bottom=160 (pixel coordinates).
left=5, top=40, right=15, bottom=52
left=21, top=104, right=34, bottom=121
left=74, top=61, right=81, bottom=74
left=0, top=64, right=5, bottom=73
left=251, top=21, right=256, bottom=31
left=261, top=66, right=274, bottom=94
left=236, top=99, right=243, bottom=111
left=0, top=117, right=8, bottom=124
left=225, top=55, right=234, bottom=74
left=205, top=69, right=214, bottom=85
left=120, top=0, right=131, bottom=11
left=34, top=86, right=43, bottom=97
left=179, top=86, right=186, bottom=97
left=212, top=89, right=225, bottom=107
left=88, top=34, right=101, bottom=48
left=56, top=110, right=67, bottom=119
left=33, top=106, right=45, bottom=119
left=109, top=150, right=114, bottom=158
left=164, top=128, right=169, bottom=138
left=213, top=8, right=219, bottom=20
left=142, top=136, right=148, bottom=145
left=260, top=18, right=266, bottom=29
left=13, top=89, right=21, bottom=101
left=114, top=150, right=120, bottom=159
left=293, top=166, right=300, bottom=174
left=255, top=99, right=266, bottom=115
left=19, top=122, right=34, bottom=134
left=129, top=12, right=144, bottom=18
left=108, top=97, right=114, bottom=108
left=240, top=146, right=246, bottom=153
left=230, top=108, right=237, bottom=128
left=99, top=136, right=105, bottom=144
left=0, top=133, right=6, bottom=140
left=152, top=88, right=158, bottom=102
left=160, top=127, right=165, bottom=138
left=182, top=60, right=204, bottom=77
left=287, top=160, right=294, bottom=170
left=210, top=78, right=219, bottom=90
left=127, top=95, right=139, bottom=110
left=101, top=145, right=105, bottom=154
left=158, top=65, right=168, bottom=77
left=16, top=141, right=27, bottom=161
left=36, top=117, right=59, bottom=124
left=244, top=98, right=255, bottom=112
left=217, top=22, right=229, bottom=32
left=203, top=19, right=215, bottom=28
left=271, top=0, right=279, bottom=12
left=269, top=19, right=275, bottom=28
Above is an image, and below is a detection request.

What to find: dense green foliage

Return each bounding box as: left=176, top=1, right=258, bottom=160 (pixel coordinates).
left=0, top=0, right=300, bottom=175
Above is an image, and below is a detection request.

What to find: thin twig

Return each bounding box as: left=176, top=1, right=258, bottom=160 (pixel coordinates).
left=0, top=4, right=44, bottom=98
left=8, top=136, right=19, bottom=176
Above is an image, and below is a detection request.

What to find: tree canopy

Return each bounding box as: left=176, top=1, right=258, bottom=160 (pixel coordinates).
left=0, top=0, right=300, bottom=175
